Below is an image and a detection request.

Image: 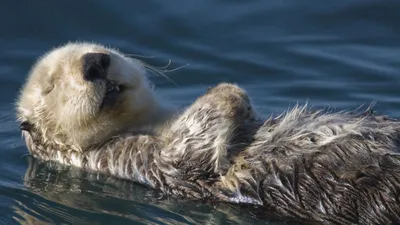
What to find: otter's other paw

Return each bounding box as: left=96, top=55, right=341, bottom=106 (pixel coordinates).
left=161, top=83, right=257, bottom=177
left=202, top=83, right=257, bottom=123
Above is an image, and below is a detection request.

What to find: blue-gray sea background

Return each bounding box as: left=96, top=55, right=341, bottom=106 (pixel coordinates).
left=1, top=1, right=400, bottom=224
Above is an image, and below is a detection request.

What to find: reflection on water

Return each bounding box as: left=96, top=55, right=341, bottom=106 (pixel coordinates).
left=12, top=157, right=280, bottom=225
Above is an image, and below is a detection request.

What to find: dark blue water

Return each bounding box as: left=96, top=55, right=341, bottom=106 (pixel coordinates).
left=1, top=0, right=400, bottom=224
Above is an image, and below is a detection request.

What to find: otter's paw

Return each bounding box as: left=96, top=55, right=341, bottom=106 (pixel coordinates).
left=203, top=83, right=256, bottom=122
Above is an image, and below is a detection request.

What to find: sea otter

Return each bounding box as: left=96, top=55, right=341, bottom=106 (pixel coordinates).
left=16, top=42, right=400, bottom=225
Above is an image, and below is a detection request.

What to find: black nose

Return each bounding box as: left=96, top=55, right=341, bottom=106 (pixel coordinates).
left=82, top=53, right=110, bottom=81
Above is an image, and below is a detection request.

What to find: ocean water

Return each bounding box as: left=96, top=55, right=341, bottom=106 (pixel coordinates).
left=1, top=0, right=400, bottom=224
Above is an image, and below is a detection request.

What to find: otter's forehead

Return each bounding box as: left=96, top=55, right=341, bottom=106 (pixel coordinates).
left=40, top=43, right=116, bottom=71
left=46, top=42, right=115, bottom=59
left=32, top=42, right=145, bottom=86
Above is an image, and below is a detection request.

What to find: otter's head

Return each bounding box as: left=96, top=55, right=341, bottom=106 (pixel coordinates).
left=17, top=42, right=171, bottom=152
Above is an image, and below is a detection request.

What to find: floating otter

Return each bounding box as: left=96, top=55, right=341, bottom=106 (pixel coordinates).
left=17, top=42, right=400, bottom=225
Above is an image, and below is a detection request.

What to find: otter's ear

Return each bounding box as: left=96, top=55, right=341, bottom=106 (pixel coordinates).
left=20, top=121, right=33, bottom=131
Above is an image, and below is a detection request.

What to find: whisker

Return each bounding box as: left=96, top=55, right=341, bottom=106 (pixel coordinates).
left=157, top=59, right=172, bottom=70
left=163, top=63, right=190, bottom=73
left=143, top=63, right=179, bottom=87
left=125, top=53, right=156, bottom=59
left=126, top=55, right=190, bottom=87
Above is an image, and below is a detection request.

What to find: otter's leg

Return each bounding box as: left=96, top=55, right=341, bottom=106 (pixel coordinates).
left=160, top=83, right=258, bottom=176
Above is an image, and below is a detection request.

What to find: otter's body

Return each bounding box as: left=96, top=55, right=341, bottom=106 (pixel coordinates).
left=17, top=43, right=400, bottom=225
left=222, top=107, right=400, bottom=224
left=23, top=101, right=400, bottom=224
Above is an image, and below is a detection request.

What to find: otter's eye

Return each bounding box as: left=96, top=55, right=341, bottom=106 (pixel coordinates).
left=82, top=53, right=110, bottom=81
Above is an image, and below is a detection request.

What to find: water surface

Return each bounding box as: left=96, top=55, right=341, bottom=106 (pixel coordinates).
left=1, top=0, right=400, bottom=224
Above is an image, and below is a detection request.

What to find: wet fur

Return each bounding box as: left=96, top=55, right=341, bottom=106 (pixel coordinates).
left=220, top=106, right=400, bottom=224
left=21, top=84, right=400, bottom=224
left=17, top=43, right=400, bottom=225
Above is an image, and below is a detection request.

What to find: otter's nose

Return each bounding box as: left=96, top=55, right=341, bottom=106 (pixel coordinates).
left=82, top=53, right=110, bottom=81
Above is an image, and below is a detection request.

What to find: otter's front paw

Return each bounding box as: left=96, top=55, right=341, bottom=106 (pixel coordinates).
left=203, top=83, right=256, bottom=122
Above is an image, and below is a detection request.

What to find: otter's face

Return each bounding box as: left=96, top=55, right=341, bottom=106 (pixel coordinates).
left=17, top=42, right=158, bottom=150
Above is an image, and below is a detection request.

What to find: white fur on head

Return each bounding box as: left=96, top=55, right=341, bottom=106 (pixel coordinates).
left=17, top=42, right=171, bottom=151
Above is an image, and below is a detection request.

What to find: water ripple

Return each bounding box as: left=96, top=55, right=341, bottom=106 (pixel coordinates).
left=1, top=0, right=400, bottom=224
